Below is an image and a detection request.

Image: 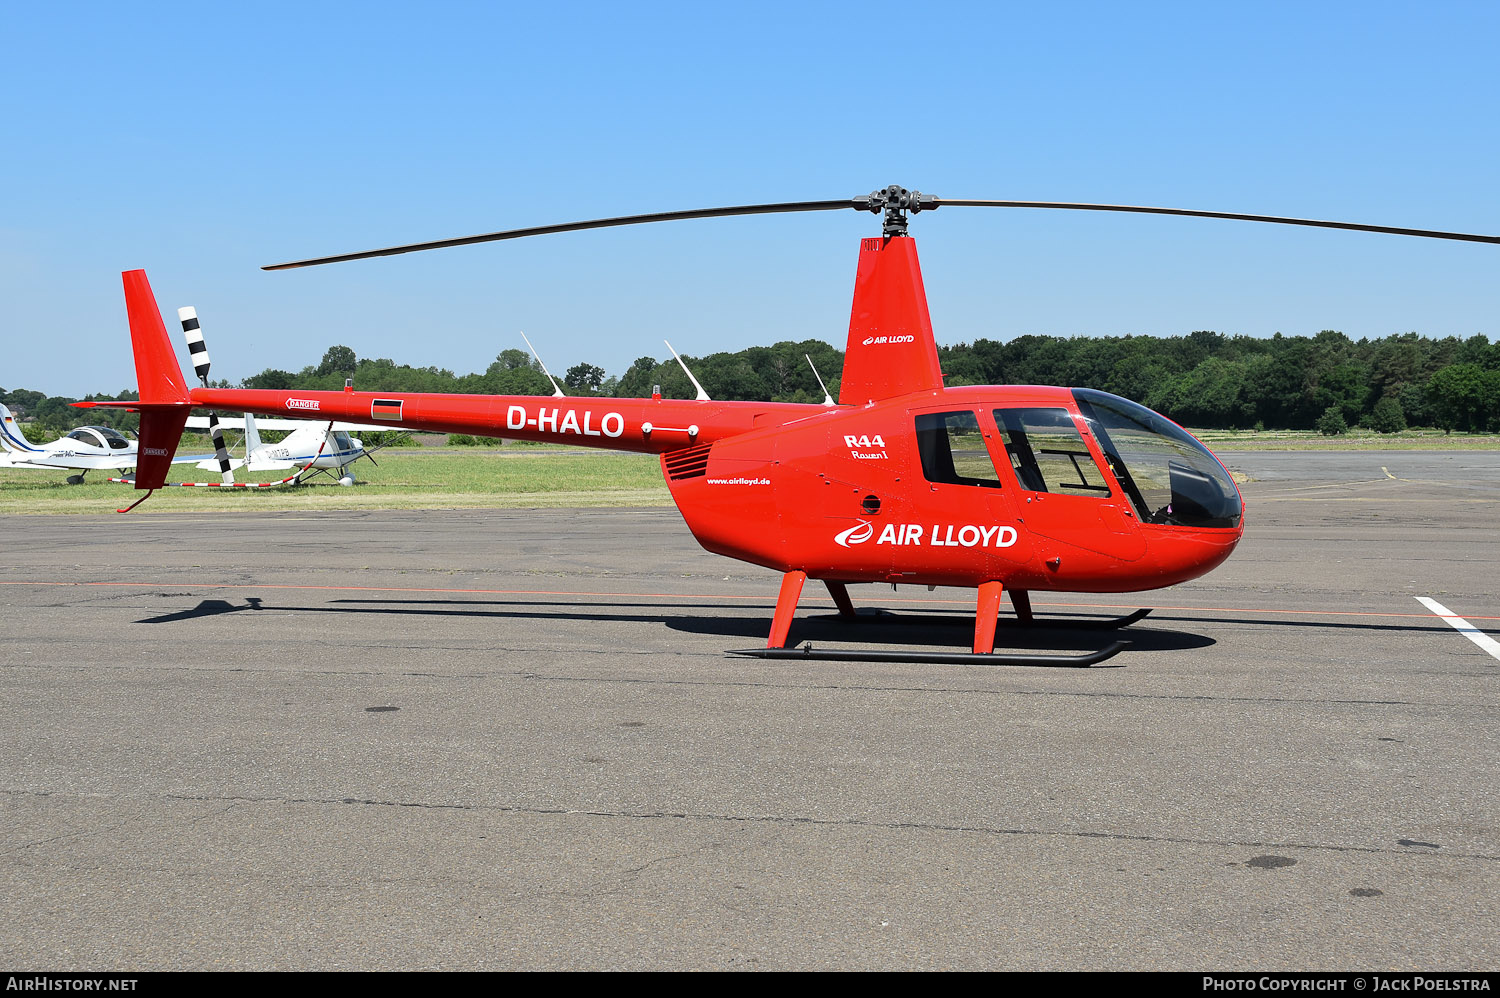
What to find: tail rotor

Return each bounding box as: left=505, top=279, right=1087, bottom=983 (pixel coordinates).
left=177, top=306, right=235, bottom=484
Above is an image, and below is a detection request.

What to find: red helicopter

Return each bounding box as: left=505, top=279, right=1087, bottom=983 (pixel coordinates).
left=80, top=186, right=1499, bottom=666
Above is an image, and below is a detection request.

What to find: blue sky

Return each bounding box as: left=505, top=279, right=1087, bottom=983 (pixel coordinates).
left=3, top=1, right=1497, bottom=396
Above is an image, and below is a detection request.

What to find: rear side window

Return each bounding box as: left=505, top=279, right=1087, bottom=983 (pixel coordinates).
left=914, top=411, right=1001, bottom=489
left=993, top=408, right=1110, bottom=496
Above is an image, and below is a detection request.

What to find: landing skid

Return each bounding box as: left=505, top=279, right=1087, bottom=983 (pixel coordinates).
left=812, top=606, right=1153, bottom=631
left=749, top=574, right=1147, bottom=668
left=729, top=640, right=1127, bottom=668
left=1043, top=607, right=1152, bottom=630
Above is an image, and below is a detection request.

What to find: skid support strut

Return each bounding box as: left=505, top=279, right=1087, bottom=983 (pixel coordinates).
left=824, top=580, right=857, bottom=618
left=1011, top=589, right=1034, bottom=624
left=766, top=570, right=807, bottom=649
left=974, top=580, right=1003, bottom=654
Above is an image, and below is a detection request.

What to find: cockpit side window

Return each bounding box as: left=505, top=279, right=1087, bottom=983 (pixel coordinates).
left=100, top=428, right=131, bottom=449
left=992, top=408, right=1111, bottom=497
left=914, top=411, right=1002, bottom=489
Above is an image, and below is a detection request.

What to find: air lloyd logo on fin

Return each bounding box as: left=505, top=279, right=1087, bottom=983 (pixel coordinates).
left=860, top=335, right=916, bottom=346
left=286, top=398, right=320, bottom=411
left=835, top=522, right=1019, bottom=548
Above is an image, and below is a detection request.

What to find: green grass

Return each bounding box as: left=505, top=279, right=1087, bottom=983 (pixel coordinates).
left=1191, top=427, right=1500, bottom=451
left=0, top=448, right=672, bottom=515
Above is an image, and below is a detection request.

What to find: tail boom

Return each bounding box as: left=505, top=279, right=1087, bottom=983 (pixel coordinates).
left=187, top=388, right=827, bottom=454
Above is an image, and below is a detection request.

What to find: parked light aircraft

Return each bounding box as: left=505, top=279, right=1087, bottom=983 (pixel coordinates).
left=0, top=403, right=206, bottom=484
left=183, top=413, right=392, bottom=485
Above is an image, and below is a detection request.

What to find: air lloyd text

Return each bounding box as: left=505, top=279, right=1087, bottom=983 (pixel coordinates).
left=837, top=522, right=1019, bottom=548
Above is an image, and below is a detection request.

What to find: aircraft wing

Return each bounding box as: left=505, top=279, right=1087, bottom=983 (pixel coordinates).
left=192, top=454, right=315, bottom=472
left=0, top=453, right=135, bottom=470
left=0, top=451, right=215, bottom=471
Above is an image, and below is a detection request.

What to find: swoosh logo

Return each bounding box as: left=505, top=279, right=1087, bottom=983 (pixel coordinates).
left=834, top=521, right=875, bottom=547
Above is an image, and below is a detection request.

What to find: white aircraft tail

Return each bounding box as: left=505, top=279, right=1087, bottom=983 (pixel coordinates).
left=0, top=404, right=44, bottom=455
left=244, top=412, right=265, bottom=454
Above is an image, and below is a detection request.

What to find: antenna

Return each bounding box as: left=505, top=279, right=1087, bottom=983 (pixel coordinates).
left=806, top=354, right=835, bottom=406
left=519, top=330, right=566, bottom=398
left=664, top=340, right=711, bottom=401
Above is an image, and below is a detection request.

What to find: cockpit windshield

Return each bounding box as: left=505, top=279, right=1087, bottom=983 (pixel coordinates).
left=97, top=427, right=132, bottom=449
left=1073, top=389, right=1242, bottom=529
left=68, top=427, right=132, bottom=450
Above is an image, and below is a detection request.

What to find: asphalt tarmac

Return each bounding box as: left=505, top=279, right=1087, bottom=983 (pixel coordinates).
left=1, top=450, right=1496, bottom=970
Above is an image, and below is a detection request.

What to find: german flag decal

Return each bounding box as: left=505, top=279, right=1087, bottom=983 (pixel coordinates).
left=371, top=398, right=404, bottom=421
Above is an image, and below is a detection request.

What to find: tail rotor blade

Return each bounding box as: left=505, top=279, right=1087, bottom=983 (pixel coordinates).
left=204, top=412, right=235, bottom=485
left=178, top=306, right=235, bottom=484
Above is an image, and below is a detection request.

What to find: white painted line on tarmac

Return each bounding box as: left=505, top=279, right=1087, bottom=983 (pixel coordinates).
left=1416, top=597, right=1500, bottom=661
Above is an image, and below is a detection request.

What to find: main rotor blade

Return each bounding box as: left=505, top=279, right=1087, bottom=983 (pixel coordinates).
left=263, top=199, right=857, bottom=270
left=933, top=199, right=1500, bottom=244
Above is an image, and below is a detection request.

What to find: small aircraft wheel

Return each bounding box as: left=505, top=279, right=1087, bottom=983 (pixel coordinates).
left=338, top=475, right=356, bottom=487
left=66, top=475, right=85, bottom=485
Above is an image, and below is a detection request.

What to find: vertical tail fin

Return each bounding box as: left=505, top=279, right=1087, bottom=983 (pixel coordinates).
left=0, top=403, right=43, bottom=454
left=121, top=270, right=191, bottom=488
left=244, top=412, right=264, bottom=455
left=123, top=271, right=191, bottom=405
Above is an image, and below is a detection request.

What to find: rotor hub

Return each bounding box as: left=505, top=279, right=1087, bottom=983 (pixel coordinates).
left=853, top=184, right=939, bottom=237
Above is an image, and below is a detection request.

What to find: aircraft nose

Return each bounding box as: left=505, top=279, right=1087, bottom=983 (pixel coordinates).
left=1152, top=522, right=1244, bottom=585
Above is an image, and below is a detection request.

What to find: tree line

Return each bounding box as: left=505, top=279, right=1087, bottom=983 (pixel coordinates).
left=6, top=329, right=1497, bottom=440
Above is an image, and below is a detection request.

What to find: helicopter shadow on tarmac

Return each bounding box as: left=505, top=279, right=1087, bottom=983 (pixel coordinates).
left=133, top=595, right=1215, bottom=660
left=705, top=607, right=1217, bottom=658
